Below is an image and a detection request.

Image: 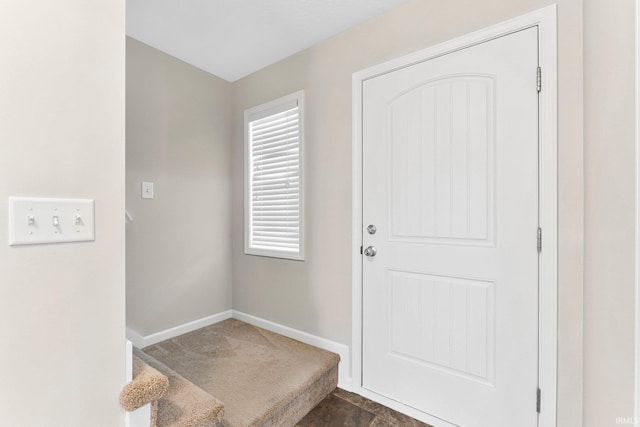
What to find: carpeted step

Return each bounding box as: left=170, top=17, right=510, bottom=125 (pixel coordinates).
left=134, top=348, right=225, bottom=427
left=120, top=352, right=169, bottom=424
left=142, top=319, right=340, bottom=427
left=255, top=364, right=338, bottom=427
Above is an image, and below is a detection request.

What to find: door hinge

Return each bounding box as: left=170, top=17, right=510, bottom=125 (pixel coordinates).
left=536, top=387, right=541, bottom=413
left=537, top=227, right=542, bottom=253
left=536, top=66, right=542, bottom=93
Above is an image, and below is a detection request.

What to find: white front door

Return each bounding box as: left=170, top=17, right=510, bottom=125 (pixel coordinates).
left=362, top=27, right=539, bottom=427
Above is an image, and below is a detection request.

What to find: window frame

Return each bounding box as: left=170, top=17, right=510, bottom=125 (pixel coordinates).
left=244, top=90, right=305, bottom=261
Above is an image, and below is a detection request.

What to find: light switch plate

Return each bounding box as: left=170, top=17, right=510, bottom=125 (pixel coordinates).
left=142, top=182, right=154, bottom=199
left=8, top=197, right=95, bottom=246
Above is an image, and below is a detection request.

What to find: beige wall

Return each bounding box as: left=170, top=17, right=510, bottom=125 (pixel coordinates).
left=126, top=38, right=233, bottom=336
left=0, top=1, right=126, bottom=426
left=583, top=0, right=637, bottom=425
left=232, top=0, right=585, bottom=425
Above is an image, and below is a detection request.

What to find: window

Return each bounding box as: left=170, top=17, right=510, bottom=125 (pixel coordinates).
left=244, top=91, right=304, bottom=260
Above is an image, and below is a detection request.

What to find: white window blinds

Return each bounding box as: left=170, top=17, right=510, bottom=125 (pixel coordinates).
left=244, top=91, right=304, bottom=260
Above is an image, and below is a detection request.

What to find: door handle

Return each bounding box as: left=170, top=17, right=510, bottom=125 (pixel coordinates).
left=363, top=246, right=377, bottom=257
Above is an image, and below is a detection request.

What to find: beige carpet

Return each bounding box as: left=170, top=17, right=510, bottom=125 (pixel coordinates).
left=142, top=319, right=340, bottom=427
left=135, top=348, right=225, bottom=427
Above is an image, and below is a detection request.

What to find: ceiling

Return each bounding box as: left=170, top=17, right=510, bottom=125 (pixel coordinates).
left=126, top=0, right=412, bottom=82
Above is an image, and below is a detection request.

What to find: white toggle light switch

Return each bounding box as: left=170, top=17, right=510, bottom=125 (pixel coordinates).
left=141, top=182, right=154, bottom=199
left=8, top=197, right=95, bottom=246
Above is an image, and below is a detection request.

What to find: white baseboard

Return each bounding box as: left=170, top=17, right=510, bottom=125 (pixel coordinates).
left=126, top=310, right=233, bottom=348
left=125, top=309, right=353, bottom=391
left=232, top=310, right=353, bottom=391
left=126, top=329, right=145, bottom=350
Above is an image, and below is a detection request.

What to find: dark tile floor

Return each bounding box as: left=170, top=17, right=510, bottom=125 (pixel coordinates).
left=297, top=388, right=433, bottom=427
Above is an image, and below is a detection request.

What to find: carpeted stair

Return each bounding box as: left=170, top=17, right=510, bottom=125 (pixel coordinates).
left=121, top=348, right=225, bottom=427
left=123, top=319, right=339, bottom=427
left=120, top=351, right=169, bottom=424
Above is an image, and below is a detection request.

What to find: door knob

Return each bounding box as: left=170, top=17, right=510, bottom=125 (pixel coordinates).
left=367, top=224, right=377, bottom=235
left=363, top=246, right=377, bottom=257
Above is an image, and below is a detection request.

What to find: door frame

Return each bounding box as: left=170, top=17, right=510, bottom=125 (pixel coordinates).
left=351, top=5, right=558, bottom=426
left=635, top=0, right=640, bottom=421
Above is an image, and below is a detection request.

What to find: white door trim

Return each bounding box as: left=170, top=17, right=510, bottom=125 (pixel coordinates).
left=635, top=0, right=640, bottom=421
left=351, top=5, right=558, bottom=426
